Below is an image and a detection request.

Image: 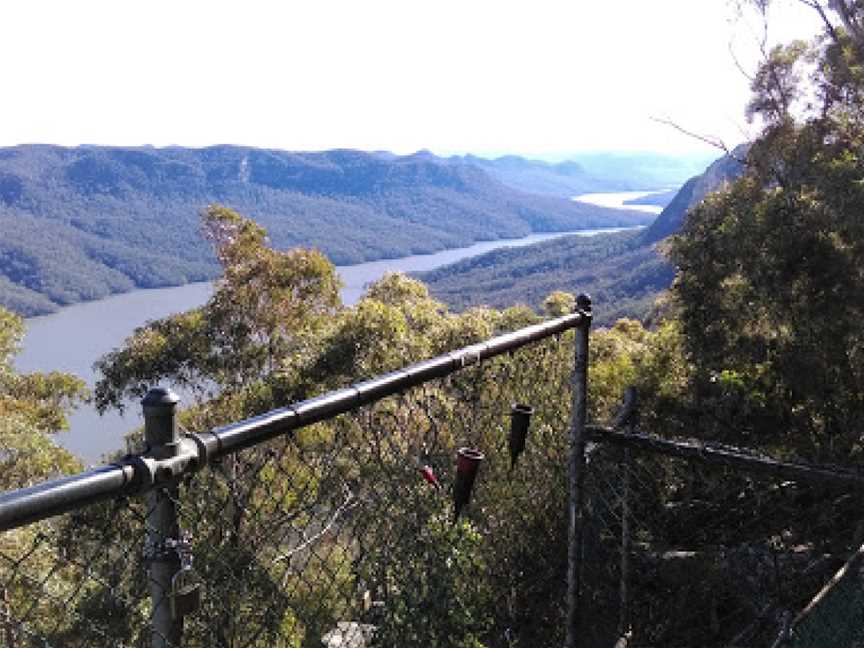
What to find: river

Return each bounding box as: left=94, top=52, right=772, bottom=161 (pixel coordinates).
left=15, top=191, right=664, bottom=463
left=573, top=190, right=672, bottom=213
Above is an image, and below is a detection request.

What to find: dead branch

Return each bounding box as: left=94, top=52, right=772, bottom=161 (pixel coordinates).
left=649, top=117, right=744, bottom=162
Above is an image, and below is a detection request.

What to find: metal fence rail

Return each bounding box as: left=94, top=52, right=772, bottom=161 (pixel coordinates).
left=0, top=311, right=586, bottom=534
left=0, top=309, right=590, bottom=647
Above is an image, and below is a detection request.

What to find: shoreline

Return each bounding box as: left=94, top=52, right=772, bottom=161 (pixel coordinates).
left=21, top=223, right=652, bottom=322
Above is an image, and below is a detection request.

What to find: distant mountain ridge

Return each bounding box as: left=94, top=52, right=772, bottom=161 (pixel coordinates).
left=420, top=147, right=746, bottom=323
left=448, top=154, right=615, bottom=197
left=447, top=151, right=713, bottom=198
left=0, top=144, right=653, bottom=316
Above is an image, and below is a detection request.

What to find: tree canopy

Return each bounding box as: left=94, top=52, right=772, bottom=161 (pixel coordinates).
left=670, top=0, right=864, bottom=461
left=0, top=306, right=84, bottom=489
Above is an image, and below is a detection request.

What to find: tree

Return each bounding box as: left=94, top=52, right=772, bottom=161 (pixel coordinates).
left=0, top=306, right=84, bottom=489
left=0, top=306, right=88, bottom=645
left=94, top=205, right=342, bottom=416
left=670, top=2, right=864, bottom=461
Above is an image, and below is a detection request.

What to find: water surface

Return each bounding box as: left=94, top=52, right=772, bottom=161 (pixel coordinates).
left=573, top=190, right=665, bottom=215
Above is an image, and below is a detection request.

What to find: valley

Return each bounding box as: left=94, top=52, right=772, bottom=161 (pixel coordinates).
left=421, top=147, right=745, bottom=324
left=3, top=143, right=719, bottom=463
left=16, top=221, right=639, bottom=462
left=0, top=145, right=660, bottom=316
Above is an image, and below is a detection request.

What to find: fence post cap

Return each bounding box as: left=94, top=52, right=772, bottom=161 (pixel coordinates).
left=576, top=293, right=592, bottom=312
left=142, top=387, right=180, bottom=408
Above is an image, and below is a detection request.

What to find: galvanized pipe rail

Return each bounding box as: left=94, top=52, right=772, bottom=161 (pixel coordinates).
left=586, top=425, right=864, bottom=487
left=0, top=310, right=588, bottom=533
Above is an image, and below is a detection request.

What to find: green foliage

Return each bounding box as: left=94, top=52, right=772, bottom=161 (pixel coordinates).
left=0, top=307, right=87, bottom=642
left=746, top=40, right=812, bottom=124
left=94, top=205, right=342, bottom=412
left=0, top=306, right=85, bottom=488
left=367, top=509, right=493, bottom=648
left=0, top=414, right=82, bottom=490
left=0, top=304, right=23, bottom=369
left=669, top=10, right=864, bottom=462
left=587, top=319, right=690, bottom=427
left=542, top=290, right=576, bottom=316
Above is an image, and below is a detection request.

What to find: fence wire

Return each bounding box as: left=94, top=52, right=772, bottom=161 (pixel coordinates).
left=580, top=434, right=864, bottom=648
left=779, top=542, right=864, bottom=648
left=0, top=332, right=575, bottom=648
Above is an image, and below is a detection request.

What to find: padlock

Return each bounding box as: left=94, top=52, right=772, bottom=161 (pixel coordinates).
left=170, top=566, right=202, bottom=620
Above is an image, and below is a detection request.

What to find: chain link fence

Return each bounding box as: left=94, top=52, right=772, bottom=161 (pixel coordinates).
left=4, top=306, right=864, bottom=648
left=579, top=422, right=864, bottom=648
left=0, top=314, right=583, bottom=647
left=781, top=542, right=864, bottom=647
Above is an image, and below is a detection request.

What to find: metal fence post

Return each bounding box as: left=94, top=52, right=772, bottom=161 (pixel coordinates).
left=617, top=387, right=638, bottom=643
left=143, top=387, right=182, bottom=648
left=566, top=295, right=592, bottom=648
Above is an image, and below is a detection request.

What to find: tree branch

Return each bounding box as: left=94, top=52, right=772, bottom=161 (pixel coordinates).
left=274, top=486, right=357, bottom=564
left=829, top=0, right=864, bottom=51
left=798, top=0, right=840, bottom=41
left=729, top=40, right=756, bottom=82
left=649, top=117, right=743, bottom=161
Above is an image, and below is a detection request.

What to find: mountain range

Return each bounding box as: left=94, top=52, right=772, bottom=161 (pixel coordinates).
left=447, top=152, right=713, bottom=198
left=420, top=146, right=746, bottom=324
left=0, top=145, right=666, bottom=316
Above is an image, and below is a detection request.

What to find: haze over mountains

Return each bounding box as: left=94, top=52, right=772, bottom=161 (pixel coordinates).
left=447, top=151, right=713, bottom=198
left=420, top=146, right=746, bottom=324
left=0, top=145, right=684, bottom=317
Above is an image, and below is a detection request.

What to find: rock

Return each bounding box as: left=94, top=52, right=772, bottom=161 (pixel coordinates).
left=321, top=622, right=376, bottom=648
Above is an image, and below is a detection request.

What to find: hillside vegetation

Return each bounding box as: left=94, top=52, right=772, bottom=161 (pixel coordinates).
left=420, top=147, right=745, bottom=323
left=0, top=146, right=653, bottom=316
left=0, top=205, right=683, bottom=647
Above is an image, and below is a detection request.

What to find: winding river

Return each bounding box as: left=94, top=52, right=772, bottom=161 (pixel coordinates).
left=16, top=191, right=664, bottom=463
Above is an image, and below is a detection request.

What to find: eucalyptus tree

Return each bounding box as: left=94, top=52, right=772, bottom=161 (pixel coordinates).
left=94, top=204, right=342, bottom=418
left=0, top=306, right=84, bottom=489
left=671, top=0, right=864, bottom=460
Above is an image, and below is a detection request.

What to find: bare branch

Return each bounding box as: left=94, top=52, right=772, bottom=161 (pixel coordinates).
left=797, top=0, right=840, bottom=41
left=273, top=486, right=357, bottom=564
left=649, top=116, right=740, bottom=160
left=729, top=40, right=756, bottom=82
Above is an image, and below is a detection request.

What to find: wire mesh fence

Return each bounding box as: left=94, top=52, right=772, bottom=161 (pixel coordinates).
left=579, top=428, right=864, bottom=648
left=5, top=305, right=864, bottom=648
left=0, top=319, right=579, bottom=647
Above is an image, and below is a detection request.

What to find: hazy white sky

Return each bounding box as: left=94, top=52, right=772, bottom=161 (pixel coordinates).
left=0, top=0, right=823, bottom=157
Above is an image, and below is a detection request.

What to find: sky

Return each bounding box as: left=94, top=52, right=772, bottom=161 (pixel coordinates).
left=0, top=0, right=824, bottom=158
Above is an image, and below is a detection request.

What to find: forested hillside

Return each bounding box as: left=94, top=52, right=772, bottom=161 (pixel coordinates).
left=421, top=147, right=745, bottom=323
left=0, top=145, right=652, bottom=316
